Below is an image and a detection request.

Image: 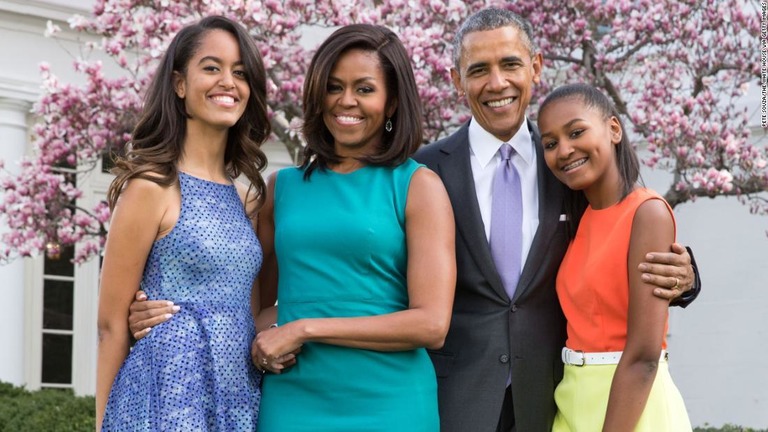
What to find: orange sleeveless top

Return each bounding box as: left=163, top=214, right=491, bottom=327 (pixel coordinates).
left=557, top=188, right=676, bottom=352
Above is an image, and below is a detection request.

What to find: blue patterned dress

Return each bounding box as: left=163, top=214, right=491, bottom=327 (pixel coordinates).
left=102, top=172, right=263, bottom=431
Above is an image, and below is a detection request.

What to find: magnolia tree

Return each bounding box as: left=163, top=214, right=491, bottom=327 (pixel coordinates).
left=0, top=0, right=763, bottom=263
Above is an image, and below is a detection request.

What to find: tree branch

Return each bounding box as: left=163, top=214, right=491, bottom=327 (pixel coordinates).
left=269, top=116, right=304, bottom=165
left=544, top=54, right=582, bottom=64
left=664, top=178, right=768, bottom=208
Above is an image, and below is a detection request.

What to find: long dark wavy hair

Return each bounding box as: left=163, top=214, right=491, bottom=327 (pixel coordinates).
left=300, top=24, right=423, bottom=179
left=107, top=16, right=270, bottom=217
left=538, top=83, right=641, bottom=238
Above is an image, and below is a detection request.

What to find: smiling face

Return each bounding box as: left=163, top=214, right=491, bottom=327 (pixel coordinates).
left=538, top=97, right=624, bottom=206
left=323, top=49, right=392, bottom=157
left=452, top=26, right=542, bottom=142
left=173, top=29, right=249, bottom=132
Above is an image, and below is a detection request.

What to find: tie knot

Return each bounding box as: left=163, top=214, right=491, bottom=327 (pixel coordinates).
left=499, top=143, right=514, bottom=161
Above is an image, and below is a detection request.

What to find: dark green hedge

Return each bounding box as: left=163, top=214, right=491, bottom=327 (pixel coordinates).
left=695, top=426, right=768, bottom=432
left=0, top=381, right=764, bottom=432
left=0, top=382, right=94, bottom=432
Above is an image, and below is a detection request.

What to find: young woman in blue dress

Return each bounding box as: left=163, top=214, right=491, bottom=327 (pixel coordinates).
left=96, top=16, right=270, bottom=431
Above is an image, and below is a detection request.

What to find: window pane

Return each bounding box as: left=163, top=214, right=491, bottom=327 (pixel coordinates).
left=43, top=245, right=74, bottom=277
left=43, top=280, right=73, bottom=330
left=41, top=334, right=72, bottom=384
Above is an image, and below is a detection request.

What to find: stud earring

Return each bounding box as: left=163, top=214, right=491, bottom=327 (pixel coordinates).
left=385, top=118, right=393, bottom=132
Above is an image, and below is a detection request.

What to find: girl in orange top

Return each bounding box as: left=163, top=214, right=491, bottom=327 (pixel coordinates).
left=538, top=83, right=691, bottom=432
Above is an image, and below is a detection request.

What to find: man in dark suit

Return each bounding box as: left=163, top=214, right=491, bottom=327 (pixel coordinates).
left=413, top=8, right=699, bottom=432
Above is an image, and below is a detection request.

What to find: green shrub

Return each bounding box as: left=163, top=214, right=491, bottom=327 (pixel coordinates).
left=694, top=425, right=766, bottom=432
left=0, top=382, right=94, bottom=432
left=1, top=381, right=764, bottom=432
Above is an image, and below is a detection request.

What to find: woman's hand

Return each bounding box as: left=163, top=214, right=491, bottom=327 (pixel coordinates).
left=251, top=326, right=302, bottom=374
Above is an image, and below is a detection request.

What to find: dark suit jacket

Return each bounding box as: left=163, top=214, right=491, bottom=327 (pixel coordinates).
left=414, top=120, right=569, bottom=432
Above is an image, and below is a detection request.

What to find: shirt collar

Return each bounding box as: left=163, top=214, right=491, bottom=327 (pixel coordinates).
left=468, top=117, right=534, bottom=169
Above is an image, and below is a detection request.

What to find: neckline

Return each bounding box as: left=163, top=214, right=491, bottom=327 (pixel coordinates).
left=325, top=165, right=371, bottom=176
left=588, top=187, right=640, bottom=212
left=178, top=171, right=234, bottom=187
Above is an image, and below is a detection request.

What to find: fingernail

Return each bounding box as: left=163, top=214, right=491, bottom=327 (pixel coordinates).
left=138, top=294, right=147, bottom=300
left=164, top=314, right=173, bottom=319
left=646, top=253, right=654, bottom=260
left=146, top=327, right=152, bottom=332
left=638, top=264, right=647, bottom=271
left=166, top=301, right=174, bottom=306
left=171, top=306, right=180, bottom=312
left=641, top=274, right=651, bottom=281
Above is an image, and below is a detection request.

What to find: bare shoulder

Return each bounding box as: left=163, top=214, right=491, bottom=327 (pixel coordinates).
left=633, top=198, right=673, bottom=229
left=112, top=175, right=179, bottom=239
left=408, top=166, right=445, bottom=192
left=264, top=171, right=278, bottom=200
left=406, top=167, right=452, bottom=214
left=117, top=176, right=174, bottom=207
left=630, top=197, right=675, bottom=249
left=266, top=171, right=278, bottom=187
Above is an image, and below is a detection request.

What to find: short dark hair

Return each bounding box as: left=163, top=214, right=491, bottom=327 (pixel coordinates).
left=108, top=16, right=270, bottom=216
left=538, top=83, right=641, bottom=237
left=452, top=7, right=538, bottom=71
left=300, top=24, right=423, bottom=179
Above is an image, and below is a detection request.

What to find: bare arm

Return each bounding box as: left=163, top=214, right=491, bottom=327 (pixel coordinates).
left=252, top=167, right=456, bottom=360
left=255, top=172, right=279, bottom=312
left=603, top=199, right=674, bottom=431
left=96, top=179, right=172, bottom=430
left=246, top=173, right=297, bottom=372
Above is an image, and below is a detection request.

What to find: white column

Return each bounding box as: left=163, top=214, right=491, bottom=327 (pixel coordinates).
left=71, top=168, right=112, bottom=396
left=0, top=97, right=32, bottom=386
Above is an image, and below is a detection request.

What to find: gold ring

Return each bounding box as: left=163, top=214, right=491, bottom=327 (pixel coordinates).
left=673, top=277, right=680, bottom=289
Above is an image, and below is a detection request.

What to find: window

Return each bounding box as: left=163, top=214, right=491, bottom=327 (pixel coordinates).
left=40, top=245, right=75, bottom=388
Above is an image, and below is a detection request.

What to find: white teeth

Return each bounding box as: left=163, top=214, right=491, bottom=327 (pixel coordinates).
left=336, top=115, right=363, bottom=124
left=563, top=158, right=587, bottom=171
left=486, top=97, right=515, bottom=108
left=210, top=95, right=235, bottom=104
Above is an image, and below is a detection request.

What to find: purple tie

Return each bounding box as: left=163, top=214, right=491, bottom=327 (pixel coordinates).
left=490, top=143, right=523, bottom=301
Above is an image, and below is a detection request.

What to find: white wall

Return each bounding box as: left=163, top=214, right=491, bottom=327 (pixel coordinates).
left=643, top=152, right=768, bottom=429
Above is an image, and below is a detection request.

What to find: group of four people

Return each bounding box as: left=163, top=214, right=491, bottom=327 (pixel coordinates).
left=96, top=7, right=699, bottom=432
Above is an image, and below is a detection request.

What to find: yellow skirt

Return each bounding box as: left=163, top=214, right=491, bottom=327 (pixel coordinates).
left=552, top=361, right=692, bottom=432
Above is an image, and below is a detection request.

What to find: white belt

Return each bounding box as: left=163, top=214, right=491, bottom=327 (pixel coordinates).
left=561, top=347, right=668, bottom=366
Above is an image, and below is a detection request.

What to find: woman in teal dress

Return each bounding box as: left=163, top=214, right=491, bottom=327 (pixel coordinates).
left=251, top=24, right=456, bottom=431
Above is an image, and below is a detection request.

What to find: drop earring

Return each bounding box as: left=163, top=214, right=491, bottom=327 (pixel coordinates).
left=385, top=118, right=393, bottom=132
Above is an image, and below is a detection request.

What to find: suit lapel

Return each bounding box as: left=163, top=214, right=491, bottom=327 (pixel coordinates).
left=512, top=121, right=565, bottom=302
left=437, top=123, right=508, bottom=300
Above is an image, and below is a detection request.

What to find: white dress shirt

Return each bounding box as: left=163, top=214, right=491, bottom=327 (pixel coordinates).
left=468, top=118, right=540, bottom=272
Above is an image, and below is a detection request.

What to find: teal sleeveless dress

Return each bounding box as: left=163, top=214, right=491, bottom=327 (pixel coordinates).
left=257, top=159, right=439, bottom=431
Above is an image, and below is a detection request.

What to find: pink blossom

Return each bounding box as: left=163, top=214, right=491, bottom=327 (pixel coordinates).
left=0, top=0, right=763, bottom=263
